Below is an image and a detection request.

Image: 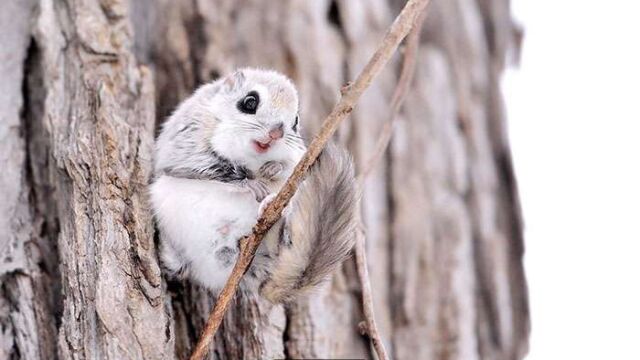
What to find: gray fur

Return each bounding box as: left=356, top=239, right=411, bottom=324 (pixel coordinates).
left=258, top=161, right=285, bottom=180
left=259, top=143, right=358, bottom=303
left=154, top=83, right=223, bottom=175
left=161, top=149, right=252, bottom=182
left=215, top=246, right=238, bottom=268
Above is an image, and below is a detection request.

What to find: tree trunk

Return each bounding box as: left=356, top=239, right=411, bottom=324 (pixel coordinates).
left=0, top=0, right=528, bottom=359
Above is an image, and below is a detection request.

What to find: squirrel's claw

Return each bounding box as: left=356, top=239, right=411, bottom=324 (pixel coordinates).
left=241, top=179, right=271, bottom=202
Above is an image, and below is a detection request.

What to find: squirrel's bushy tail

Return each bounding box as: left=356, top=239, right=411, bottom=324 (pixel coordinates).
left=260, top=143, right=358, bottom=303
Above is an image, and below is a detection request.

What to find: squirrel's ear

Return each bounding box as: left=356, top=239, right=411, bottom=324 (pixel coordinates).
left=223, top=70, right=245, bottom=92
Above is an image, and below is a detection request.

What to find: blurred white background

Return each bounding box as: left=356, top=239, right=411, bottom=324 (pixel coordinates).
left=503, top=0, right=640, bottom=359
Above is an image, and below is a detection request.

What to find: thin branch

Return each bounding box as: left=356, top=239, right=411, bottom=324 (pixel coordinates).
left=354, top=218, right=389, bottom=360
left=188, top=1, right=431, bottom=359
left=354, top=6, right=429, bottom=360
left=358, top=5, right=429, bottom=184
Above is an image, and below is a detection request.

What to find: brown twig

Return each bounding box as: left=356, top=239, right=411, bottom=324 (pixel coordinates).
left=358, top=6, right=429, bottom=184
left=353, top=6, right=429, bottom=360
left=354, top=218, right=389, bottom=360
left=188, top=1, right=431, bottom=359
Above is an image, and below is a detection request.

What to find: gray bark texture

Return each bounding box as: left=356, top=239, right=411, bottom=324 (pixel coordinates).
left=0, top=0, right=528, bottom=359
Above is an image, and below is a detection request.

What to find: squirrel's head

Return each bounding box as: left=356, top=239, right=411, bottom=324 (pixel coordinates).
left=195, top=68, right=305, bottom=171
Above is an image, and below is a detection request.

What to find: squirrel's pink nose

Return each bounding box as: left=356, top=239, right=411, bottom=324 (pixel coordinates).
left=268, top=123, right=284, bottom=140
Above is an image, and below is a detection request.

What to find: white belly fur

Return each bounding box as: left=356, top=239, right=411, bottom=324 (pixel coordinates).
left=150, top=175, right=260, bottom=290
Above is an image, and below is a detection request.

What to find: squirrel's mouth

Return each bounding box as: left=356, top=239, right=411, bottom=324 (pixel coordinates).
left=252, top=139, right=272, bottom=154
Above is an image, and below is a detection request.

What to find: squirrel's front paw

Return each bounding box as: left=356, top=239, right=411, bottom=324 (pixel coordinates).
left=241, top=179, right=271, bottom=202
left=259, top=161, right=285, bottom=181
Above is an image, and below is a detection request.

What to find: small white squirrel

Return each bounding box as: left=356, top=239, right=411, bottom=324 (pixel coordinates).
left=150, top=68, right=357, bottom=302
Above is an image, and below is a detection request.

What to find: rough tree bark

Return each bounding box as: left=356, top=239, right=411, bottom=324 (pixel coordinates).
left=0, top=0, right=528, bottom=359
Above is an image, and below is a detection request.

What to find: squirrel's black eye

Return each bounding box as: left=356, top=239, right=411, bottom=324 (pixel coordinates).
left=237, top=91, right=259, bottom=114
left=292, top=115, right=299, bottom=132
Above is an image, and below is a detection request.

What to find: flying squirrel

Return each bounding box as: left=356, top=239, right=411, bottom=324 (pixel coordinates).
left=150, top=68, right=357, bottom=303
